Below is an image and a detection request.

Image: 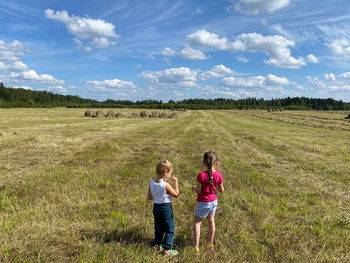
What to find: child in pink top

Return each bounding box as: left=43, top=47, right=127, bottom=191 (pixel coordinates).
left=191, top=151, right=224, bottom=253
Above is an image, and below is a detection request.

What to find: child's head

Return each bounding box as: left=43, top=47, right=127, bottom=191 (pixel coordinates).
left=156, top=160, right=173, bottom=178
left=203, top=151, right=218, bottom=184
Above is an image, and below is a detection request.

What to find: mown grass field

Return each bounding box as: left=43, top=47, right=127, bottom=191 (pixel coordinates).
left=0, top=108, right=349, bottom=263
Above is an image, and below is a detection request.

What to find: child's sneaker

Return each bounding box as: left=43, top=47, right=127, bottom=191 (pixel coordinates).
left=152, top=244, right=163, bottom=251
left=207, top=243, right=214, bottom=250
left=163, top=249, right=178, bottom=256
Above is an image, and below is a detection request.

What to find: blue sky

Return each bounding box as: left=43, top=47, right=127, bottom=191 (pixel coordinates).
left=1, top=0, right=350, bottom=102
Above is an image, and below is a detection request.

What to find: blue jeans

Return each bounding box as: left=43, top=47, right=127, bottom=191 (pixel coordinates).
left=153, top=202, right=175, bottom=250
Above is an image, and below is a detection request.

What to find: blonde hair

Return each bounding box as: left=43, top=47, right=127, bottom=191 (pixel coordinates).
left=156, top=160, right=173, bottom=176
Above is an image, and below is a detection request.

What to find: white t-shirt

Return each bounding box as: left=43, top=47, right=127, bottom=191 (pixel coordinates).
left=150, top=180, right=172, bottom=204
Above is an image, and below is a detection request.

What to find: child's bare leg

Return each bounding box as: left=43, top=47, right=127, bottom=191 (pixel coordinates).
left=193, top=215, right=202, bottom=249
left=207, top=213, right=215, bottom=244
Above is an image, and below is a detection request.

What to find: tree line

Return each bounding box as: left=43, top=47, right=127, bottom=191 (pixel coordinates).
left=0, top=82, right=349, bottom=110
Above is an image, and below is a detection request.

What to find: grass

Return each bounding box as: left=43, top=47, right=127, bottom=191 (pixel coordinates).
left=0, top=108, right=349, bottom=262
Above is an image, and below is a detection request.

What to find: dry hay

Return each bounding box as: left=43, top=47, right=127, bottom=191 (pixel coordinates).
left=130, top=112, right=140, bottom=118
left=106, top=111, right=115, bottom=118
left=84, top=110, right=92, bottom=117
left=115, top=112, right=126, bottom=118
left=159, top=112, right=169, bottom=118
left=140, top=111, right=148, bottom=118
left=150, top=111, right=159, bottom=118
left=95, top=110, right=105, bottom=118
left=169, top=112, right=178, bottom=119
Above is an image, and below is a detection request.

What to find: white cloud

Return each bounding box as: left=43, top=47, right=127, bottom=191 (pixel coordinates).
left=186, top=29, right=241, bottom=50
left=45, top=9, right=119, bottom=50
left=234, top=33, right=306, bottom=68
left=86, top=78, right=136, bottom=91
left=0, top=40, right=32, bottom=62
left=162, top=47, right=177, bottom=57
left=221, top=74, right=289, bottom=88
left=340, top=72, right=350, bottom=79
left=200, top=65, right=235, bottom=80
left=221, top=76, right=265, bottom=88
left=264, top=74, right=289, bottom=86
left=3, top=69, right=64, bottom=85
left=229, top=0, right=290, bottom=15
left=48, top=85, right=68, bottom=94
left=328, top=38, right=350, bottom=59
left=162, top=46, right=208, bottom=60
left=324, top=73, right=336, bottom=81
left=0, top=61, right=29, bottom=71
left=140, top=67, right=197, bottom=88
left=186, top=30, right=306, bottom=69
left=307, top=54, right=320, bottom=64
left=179, top=47, right=208, bottom=60
left=306, top=76, right=327, bottom=89
left=73, top=38, right=92, bottom=52
left=235, top=56, right=249, bottom=63
left=329, top=85, right=350, bottom=91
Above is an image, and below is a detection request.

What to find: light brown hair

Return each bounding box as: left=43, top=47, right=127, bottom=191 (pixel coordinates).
left=203, top=151, right=218, bottom=185
left=156, top=160, right=173, bottom=176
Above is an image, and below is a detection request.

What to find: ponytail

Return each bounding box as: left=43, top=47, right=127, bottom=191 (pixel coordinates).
left=203, top=151, right=218, bottom=185
left=207, top=162, right=213, bottom=185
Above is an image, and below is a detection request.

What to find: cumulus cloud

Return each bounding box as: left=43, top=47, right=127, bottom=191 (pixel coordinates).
left=48, top=85, right=68, bottom=94
left=307, top=54, right=320, bottom=64
left=324, top=73, right=336, bottom=81
left=179, top=47, right=208, bottom=60
left=235, top=56, right=249, bottom=63
left=341, top=72, right=350, bottom=79
left=200, top=65, right=235, bottom=80
left=186, top=29, right=241, bottom=50
left=185, top=30, right=306, bottom=69
left=86, top=78, right=136, bottom=91
left=221, top=74, right=289, bottom=88
left=221, top=76, right=265, bottom=88
left=234, top=33, right=306, bottom=68
left=139, top=67, right=198, bottom=88
left=45, top=9, right=119, bottom=50
left=0, top=40, right=32, bottom=62
left=264, top=74, right=289, bottom=86
left=162, top=46, right=208, bottom=60
left=228, top=0, right=290, bottom=14
left=328, top=38, right=350, bottom=59
left=4, top=70, right=65, bottom=85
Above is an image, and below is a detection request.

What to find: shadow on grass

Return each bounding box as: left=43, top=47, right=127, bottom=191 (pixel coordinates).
left=80, top=227, right=189, bottom=250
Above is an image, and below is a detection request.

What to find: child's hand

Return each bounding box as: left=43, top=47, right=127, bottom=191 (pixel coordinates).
left=170, top=176, right=178, bottom=184
left=192, top=185, right=197, bottom=192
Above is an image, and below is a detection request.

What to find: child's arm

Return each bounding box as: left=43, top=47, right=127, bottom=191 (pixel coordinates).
left=166, top=176, right=180, bottom=197
left=217, top=183, right=224, bottom=193
left=191, top=182, right=202, bottom=193
left=147, top=185, right=153, bottom=200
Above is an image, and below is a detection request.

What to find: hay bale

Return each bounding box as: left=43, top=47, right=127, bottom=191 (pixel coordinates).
left=150, top=111, right=159, bottom=118
left=106, top=111, right=115, bottom=118
left=130, top=112, right=139, bottom=118
left=140, top=111, right=148, bottom=118
left=169, top=112, right=178, bottom=119
left=96, top=110, right=105, bottom=118
left=84, top=110, right=92, bottom=117
left=115, top=112, right=126, bottom=118
left=159, top=112, right=169, bottom=118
